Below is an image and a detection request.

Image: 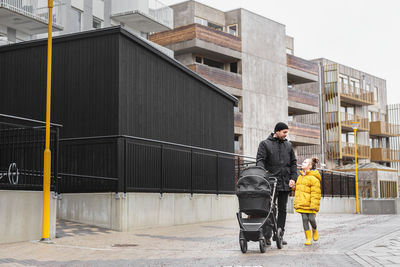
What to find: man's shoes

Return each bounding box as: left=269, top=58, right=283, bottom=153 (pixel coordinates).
left=266, top=238, right=271, bottom=245
left=282, top=240, right=287, bottom=245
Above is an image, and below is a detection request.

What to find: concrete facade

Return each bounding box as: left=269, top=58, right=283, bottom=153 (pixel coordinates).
left=57, top=193, right=238, bottom=231
left=287, top=196, right=356, bottom=214
left=0, top=191, right=57, bottom=244
left=240, top=10, right=288, bottom=157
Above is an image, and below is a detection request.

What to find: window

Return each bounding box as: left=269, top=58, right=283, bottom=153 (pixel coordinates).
left=286, top=48, right=293, bottom=55
left=195, top=56, right=202, bottom=63
left=203, top=58, right=224, bottom=69
left=230, top=62, right=238, bottom=73
left=373, top=86, right=378, bottom=102
left=366, top=84, right=370, bottom=91
left=347, top=132, right=355, bottom=144
left=208, top=22, right=223, bottom=31
left=70, top=8, right=82, bottom=32
left=227, top=24, right=238, bottom=36
left=194, top=17, right=207, bottom=26
left=350, top=78, right=360, bottom=94
left=93, top=16, right=102, bottom=29
left=234, top=135, right=240, bottom=152
left=233, top=96, right=242, bottom=112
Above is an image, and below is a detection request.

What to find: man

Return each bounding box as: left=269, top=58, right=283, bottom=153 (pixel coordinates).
left=256, top=122, right=297, bottom=245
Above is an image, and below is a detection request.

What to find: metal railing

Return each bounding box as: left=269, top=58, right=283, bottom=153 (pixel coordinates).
left=58, top=135, right=255, bottom=195
left=338, top=82, right=374, bottom=104
left=319, top=169, right=356, bottom=197
left=341, top=112, right=369, bottom=131
left=0, top=0, right=62, bottom=26
left=342, top=142, right=370, bottom=159
left=111, top=0, right=173, bottom=29
left=0, top=114, right=61, bottom=191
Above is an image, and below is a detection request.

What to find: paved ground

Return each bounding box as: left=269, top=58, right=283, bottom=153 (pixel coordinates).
left=1, top=214, right=400, bottom=266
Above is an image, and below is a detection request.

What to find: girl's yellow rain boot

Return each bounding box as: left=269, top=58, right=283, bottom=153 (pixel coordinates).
left=304, top=230, right=312, bottom=245
left=312, top=228, right=319, bottom=241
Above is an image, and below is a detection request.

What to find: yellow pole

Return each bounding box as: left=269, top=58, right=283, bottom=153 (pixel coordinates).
left=354, top=128, right=360, bottom=214
left=42, top=0, right=53, bottom=241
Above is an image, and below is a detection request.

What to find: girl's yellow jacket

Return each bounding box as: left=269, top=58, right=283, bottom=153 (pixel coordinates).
left=294, top=170, right=321, bottom=214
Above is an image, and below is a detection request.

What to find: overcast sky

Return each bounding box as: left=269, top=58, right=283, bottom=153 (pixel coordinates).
left=162, top=0, right=400, bottom=105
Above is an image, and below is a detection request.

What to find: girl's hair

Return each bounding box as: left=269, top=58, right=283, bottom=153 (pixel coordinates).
left=311, top=157, right=319, bottom=170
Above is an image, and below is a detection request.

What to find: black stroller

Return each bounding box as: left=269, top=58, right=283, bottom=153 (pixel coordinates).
left=236, top=166, right=283, bottom=253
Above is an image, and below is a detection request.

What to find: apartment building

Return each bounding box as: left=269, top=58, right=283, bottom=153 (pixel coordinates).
left=0, top=0, right=173, bottom=43
left=149, top=0, right=321, bottom=158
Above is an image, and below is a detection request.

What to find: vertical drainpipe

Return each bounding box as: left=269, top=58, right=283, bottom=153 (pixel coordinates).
left=318, top=62, right=325, bottom=166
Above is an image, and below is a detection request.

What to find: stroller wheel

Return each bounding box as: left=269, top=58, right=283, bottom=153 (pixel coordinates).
left=239, top=239, right=247, bottom=253
left=259, top=239, right=266, bottom=253
left=276, top=228, right=283, bottom=249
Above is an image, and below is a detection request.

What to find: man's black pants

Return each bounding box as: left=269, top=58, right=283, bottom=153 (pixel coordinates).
left=266, top=190, right=290, bottom=239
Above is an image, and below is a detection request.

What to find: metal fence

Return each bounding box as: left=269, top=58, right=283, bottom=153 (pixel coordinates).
left=319, top=169, right=356, bottom=197
left=0, top=114, right=61, bottom=191
left=58, top=135, right=255, bottom=195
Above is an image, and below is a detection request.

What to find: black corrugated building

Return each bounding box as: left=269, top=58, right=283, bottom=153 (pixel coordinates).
left=0, top=27, right=237, bottom=194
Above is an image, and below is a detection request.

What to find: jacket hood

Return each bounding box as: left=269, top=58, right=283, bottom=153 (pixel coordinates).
left=306, top=170, right=321, bottom=181
left=267, top=133, right=287, bottom=142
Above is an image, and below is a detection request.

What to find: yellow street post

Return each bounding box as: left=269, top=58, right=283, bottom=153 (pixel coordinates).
left=41, top=0, right=53, bottom=241
left=351, top=122, right=360, bottom=214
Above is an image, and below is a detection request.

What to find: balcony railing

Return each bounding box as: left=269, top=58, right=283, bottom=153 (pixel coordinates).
left=187, top=63, right=242, bottom=89
left=371, top=148, right=400, bottom=162
left=370, top=121, right=400, bottom=137
left=111, top=0, right=173, bottom=31
left=340, top=112, right=369, bottom=132
left=149, top=24, right=242, bottom=52
left=286, top=54, right=318, bottom=75
left=338, top=82, right=374, bottom=105
left=342, top=142, right=370, bottom=159
left=0, top=0, right=62, bottom=27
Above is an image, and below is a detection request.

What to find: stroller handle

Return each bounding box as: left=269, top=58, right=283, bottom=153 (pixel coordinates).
left=268, top=176, right=277, bottom=184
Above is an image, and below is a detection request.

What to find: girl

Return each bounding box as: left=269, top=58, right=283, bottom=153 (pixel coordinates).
left=293, top=158, right=321, bottom=245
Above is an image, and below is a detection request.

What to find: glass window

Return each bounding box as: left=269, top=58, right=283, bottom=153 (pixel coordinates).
left=93, top=16, right=102, bottom=29
left=234, top=135, right=239, bottom=151
left=194, top=17, right=207, bottom=26
left=348, top=132, right=355, bottom=144
left=195, top=56, right=202, bottom=63
left=342, top=133, right=347, bottom=143
left=227, top=24, right=238, bottom=36
left=374, top=86, right=378, bottom=102
left=366, top=84, right=370, bottom=91
left=203, top=57, right=224, bottom=69
left=208, top=22, right=223, bottom=31
left=70, top=8, right=82, bottom=32
left=230, top=62, right=238, bottom=73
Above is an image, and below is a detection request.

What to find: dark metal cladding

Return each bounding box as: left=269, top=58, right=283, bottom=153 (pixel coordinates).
left=0, top=27, right=235, bottom=194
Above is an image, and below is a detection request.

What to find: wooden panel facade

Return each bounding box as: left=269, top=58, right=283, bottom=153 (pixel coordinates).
left=370, top=121, right=400, bottom=137
left=288, top=88, right=319, bottom=107
left=149, top=24, right=242, bottom=52
left=187, top=63, right=242, bottom=89
left=287, top=54, right=318, bottom=75
left=288, top=121, right=320, bottom=139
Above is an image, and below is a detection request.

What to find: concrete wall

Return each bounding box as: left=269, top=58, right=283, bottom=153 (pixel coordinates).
left=0, top=191, right=57, bottom=244
left=240, top=9, right=288, bottom=157
left=362, top=198, right=399, bottom=214
left=58, top=193, right=238, bottom=231
left=287, top=196, right=356, bottom=214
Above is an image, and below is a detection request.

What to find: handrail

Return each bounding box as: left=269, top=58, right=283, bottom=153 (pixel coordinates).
left=0, top=114, right=63, bottom=128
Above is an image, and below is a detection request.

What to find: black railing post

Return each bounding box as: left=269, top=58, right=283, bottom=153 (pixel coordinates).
left=339, top=172, right=342, bottom=198
left=321, top=170, right=325, bottom=197
left=237, top=156, right=241, bottom=179
left=331, top=171, right=334, bottom=197
left=124, top=138, right=127, bottom=195
left=54, top=127, right=60, bottom=195
left=347, top=174, right=350, bottom=198
left=216, top=153, right=219, bottom=195
left=160, top=144, right=163, bottom=195
left=190, top=149, right=193, bottom=196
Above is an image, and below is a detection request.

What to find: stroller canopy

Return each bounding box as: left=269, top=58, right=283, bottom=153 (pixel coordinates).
left=237, top=166, right=271, bottom=194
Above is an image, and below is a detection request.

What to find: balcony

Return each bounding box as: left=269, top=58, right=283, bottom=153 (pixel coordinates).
left=149, top=24, right=242, bottom=60
left=338, top=82, right=374, bottom=106
left=287, top=54, right=318, bottom=84
left=187, top=63, right=242, bottom=89
left=370, top=121, right=400, bottom=137
left=342, top=142, right=370, bottom=159
left=340, top=112, right=369, bottom=132
left=288, top=121, right=320, bottom=146
left=0, top=0, right=62, bottom=35
left=371, top=148, right=400, bottom=162
left=288, top=87, right=319, bottom=115
left=111, top=0, right=173, bottom=33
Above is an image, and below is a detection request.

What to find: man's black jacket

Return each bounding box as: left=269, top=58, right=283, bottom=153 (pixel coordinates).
left=256, top=133, right=298, bottom=192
